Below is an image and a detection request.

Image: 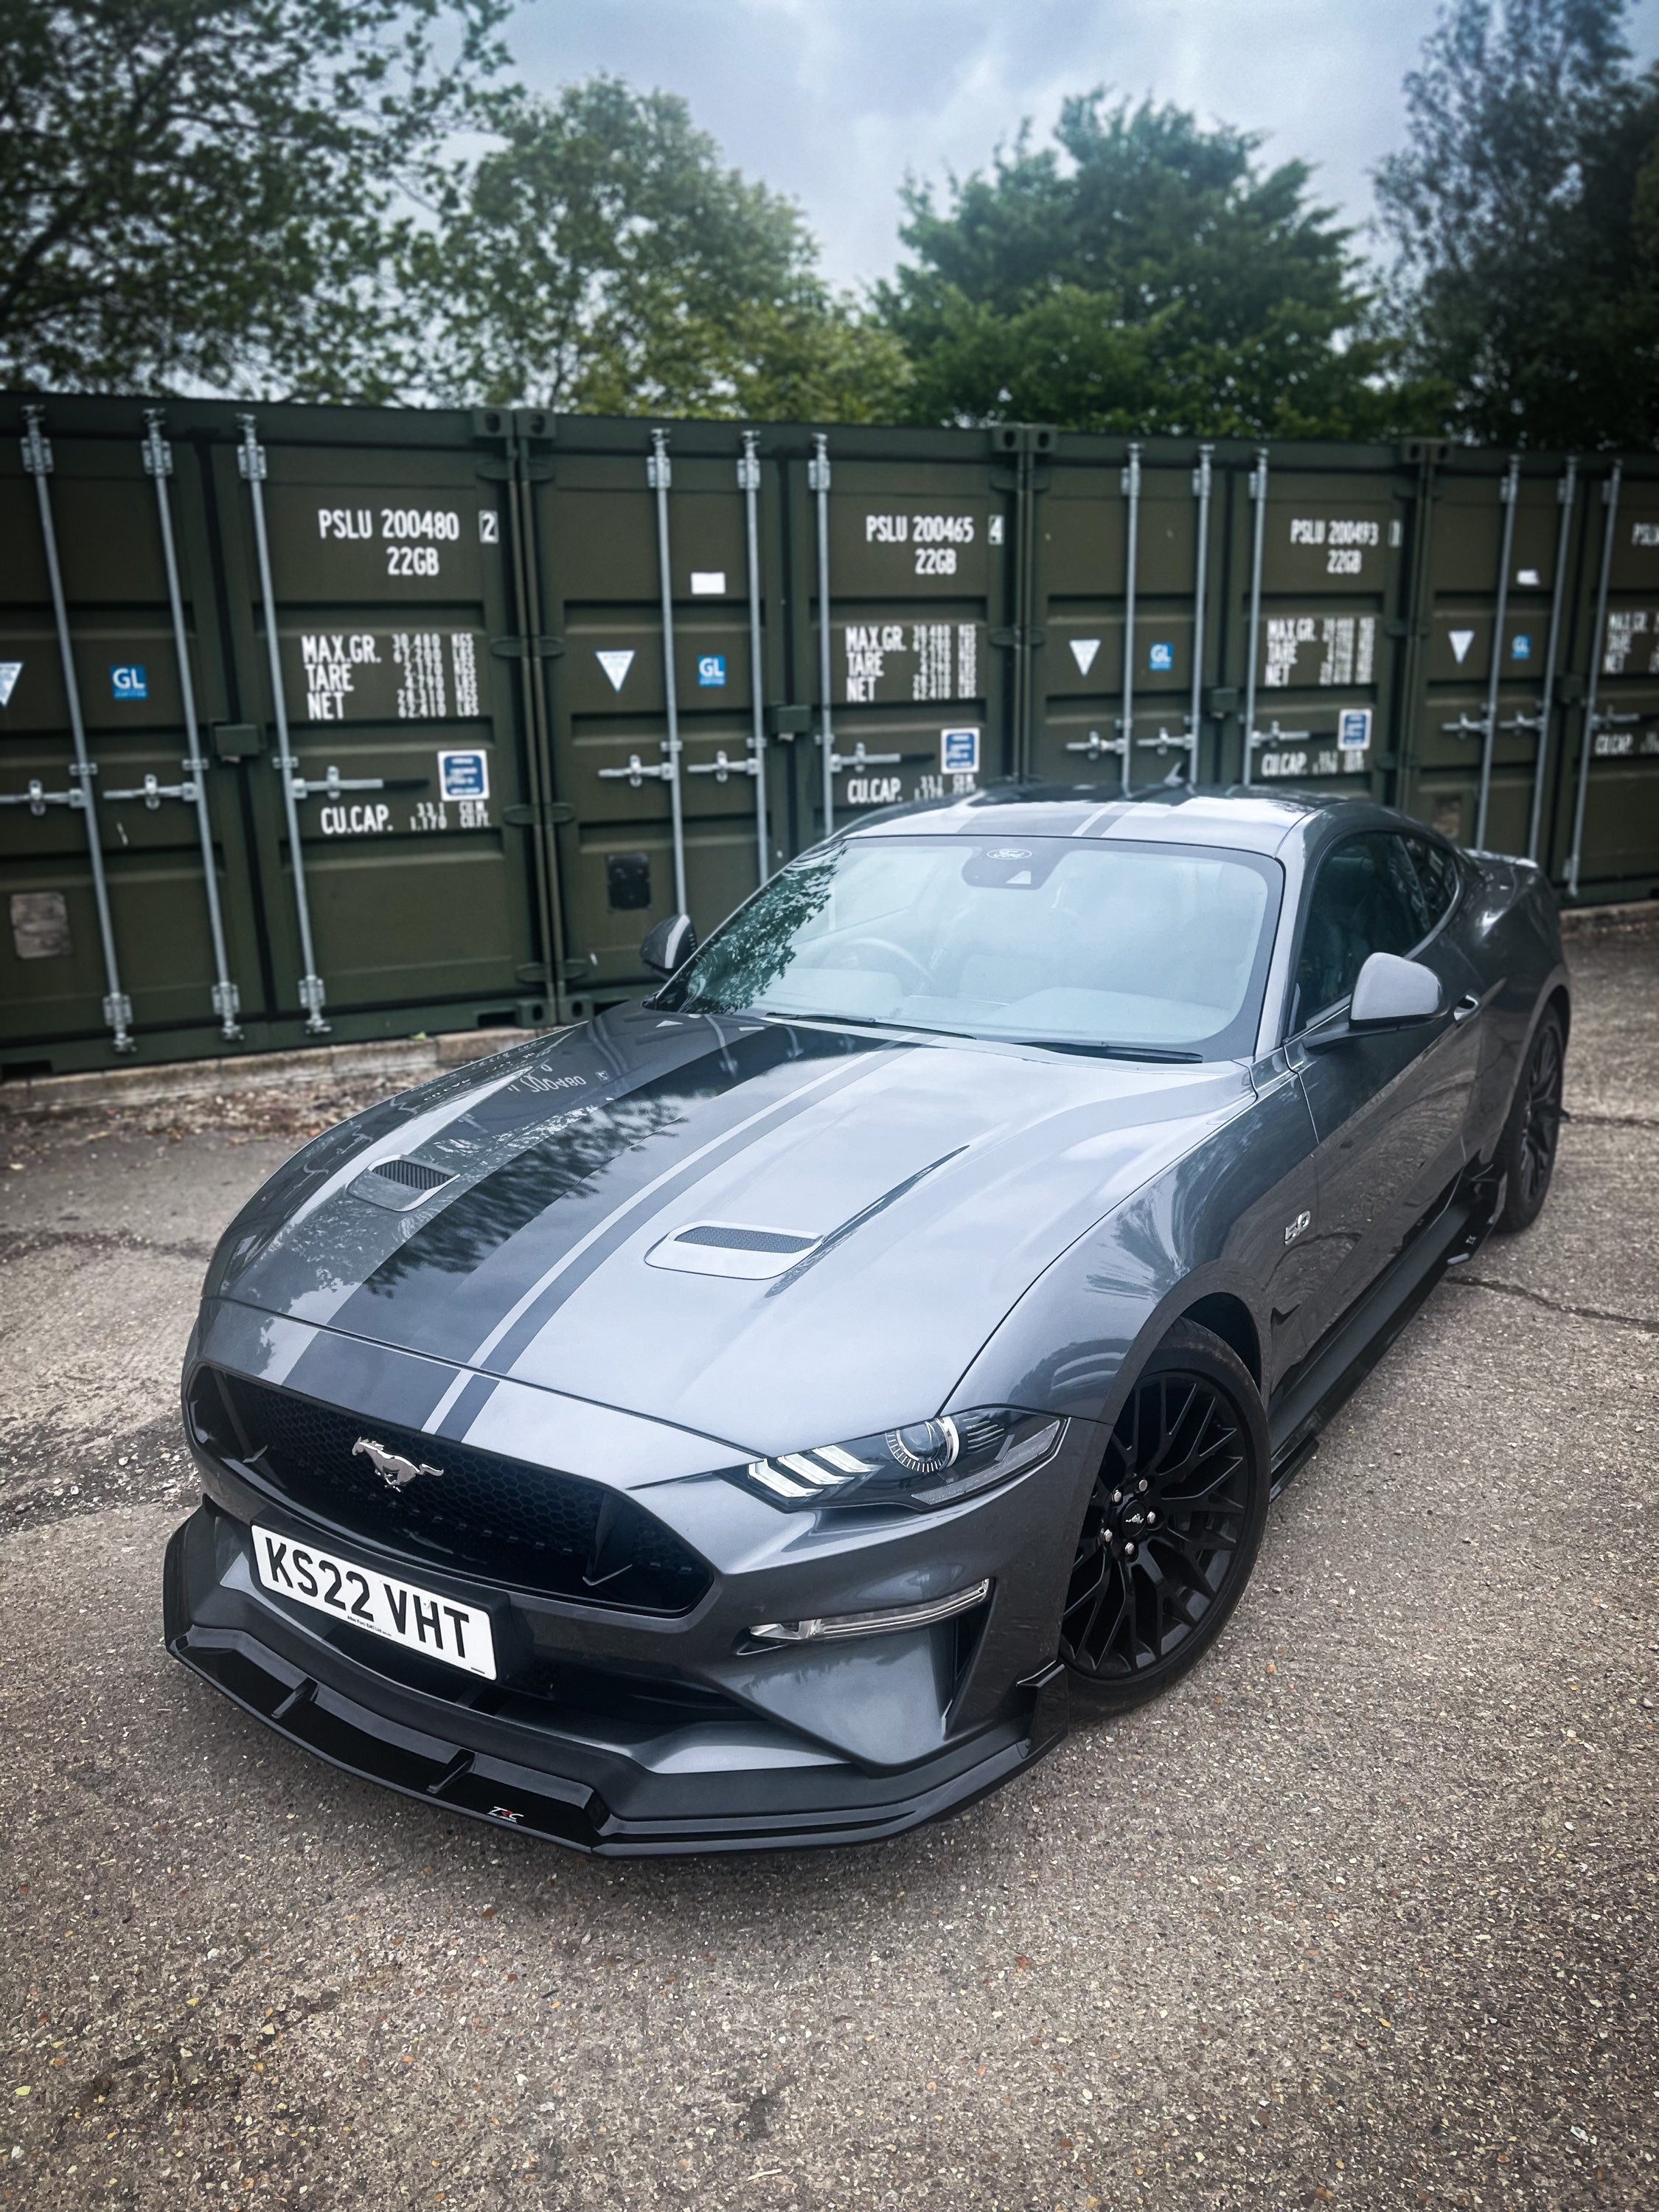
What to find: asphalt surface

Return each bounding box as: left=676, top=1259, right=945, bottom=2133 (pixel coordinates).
left=2, top=919, right=1657, bottom=2212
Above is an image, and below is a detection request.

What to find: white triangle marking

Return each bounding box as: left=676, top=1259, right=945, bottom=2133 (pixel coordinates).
left=1070, top=638, right=1101, bottom=676
left=1449, top=629, right=1475, bottom=664
left=595, top=649, right=636, bottom=692
left=0, top=662, right=21, bottom=709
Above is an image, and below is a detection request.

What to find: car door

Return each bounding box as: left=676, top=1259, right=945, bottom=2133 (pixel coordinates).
left=1284, top=830, right=1484, bottom=1362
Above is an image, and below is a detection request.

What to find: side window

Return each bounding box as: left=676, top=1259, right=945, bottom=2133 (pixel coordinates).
left=1404, top=835, right=1459, bottom=928
left=1292, top=834, right=1426, bottom=1030
left=1386, top=835, right=1435, bottom=943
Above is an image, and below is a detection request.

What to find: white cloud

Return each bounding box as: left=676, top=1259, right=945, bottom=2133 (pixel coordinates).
left=509, top=0, right=1659, bottom=288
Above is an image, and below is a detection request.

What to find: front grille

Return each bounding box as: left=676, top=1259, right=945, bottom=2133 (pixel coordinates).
left=191, top=1369, right=711, bottom=1615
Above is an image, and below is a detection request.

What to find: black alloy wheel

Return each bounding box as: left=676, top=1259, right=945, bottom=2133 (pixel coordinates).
left=1060, top=1322, right=1269, bottom=1714
left=1495, top=1010, right=1565, bottom=1233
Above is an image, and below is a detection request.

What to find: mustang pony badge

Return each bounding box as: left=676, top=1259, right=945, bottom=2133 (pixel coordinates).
left=352, top=1436, right=443, bottom=1491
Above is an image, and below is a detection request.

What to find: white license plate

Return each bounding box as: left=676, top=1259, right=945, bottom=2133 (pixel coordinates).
left=251, top=1523, right=497, bottom=1680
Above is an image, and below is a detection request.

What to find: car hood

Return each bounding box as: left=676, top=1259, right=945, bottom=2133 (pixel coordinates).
left=211, top=1007, right=1253, bottom=1454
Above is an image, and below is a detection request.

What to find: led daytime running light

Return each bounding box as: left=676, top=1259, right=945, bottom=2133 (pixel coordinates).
left=750, top=1578, right=992, bottom=1644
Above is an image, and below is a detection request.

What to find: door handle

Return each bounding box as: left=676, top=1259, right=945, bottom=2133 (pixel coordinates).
left=1451, top=993, right=1482, bottom=1023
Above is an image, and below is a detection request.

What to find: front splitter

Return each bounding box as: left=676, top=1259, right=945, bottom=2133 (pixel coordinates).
left=163, top=1514, right=1069, bottom=1857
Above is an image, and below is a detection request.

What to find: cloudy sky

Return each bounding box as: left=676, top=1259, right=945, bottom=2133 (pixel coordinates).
left=512, top=0, right=1659, bottom=288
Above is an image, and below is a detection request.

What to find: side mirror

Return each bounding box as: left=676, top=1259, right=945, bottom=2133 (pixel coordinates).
left=1350, top=950, right=1441, bottom=1028
left=1308, top=950, right=1441, bottom=1048
left=641, top=912, right=696, bottom=978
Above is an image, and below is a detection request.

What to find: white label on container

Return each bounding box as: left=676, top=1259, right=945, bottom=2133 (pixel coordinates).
left=1264, top=615, right=1376, bottom=689
left=689, top=571, right=726, bottom=595
left=1338, top=708, right=1372, bottom=750
left=438, top=749, right=489, bottom=802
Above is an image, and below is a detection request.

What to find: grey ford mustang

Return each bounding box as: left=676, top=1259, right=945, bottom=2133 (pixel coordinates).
left=168, top=787, right=1569, bottom=1854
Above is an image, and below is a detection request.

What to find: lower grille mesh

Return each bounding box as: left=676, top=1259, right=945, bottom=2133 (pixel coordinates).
left=192, top=1369, right=710, bottom=1615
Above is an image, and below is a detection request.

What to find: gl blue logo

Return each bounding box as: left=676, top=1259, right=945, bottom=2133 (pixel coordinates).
left=697, top=654, right=726, bottom=687
left=1512, top=634, right=1532, bottom=660
left=111, top=664, right=147, bottom=700
left=1148, top=641, right=1174, bottom=672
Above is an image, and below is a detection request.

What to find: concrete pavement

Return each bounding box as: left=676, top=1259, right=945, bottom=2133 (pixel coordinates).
left=3, top=918, right=1656, bottom=2211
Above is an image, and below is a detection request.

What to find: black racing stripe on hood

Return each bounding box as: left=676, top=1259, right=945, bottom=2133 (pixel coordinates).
left=329, top=1023, right=886, bottom=1366
left=458, top=1046, right=902, bottom=1383
left=434, top=1370, right=497, bottom=1442
left=279, top=1326, right=458, bottom=1433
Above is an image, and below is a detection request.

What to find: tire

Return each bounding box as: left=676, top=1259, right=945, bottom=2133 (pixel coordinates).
left=1059, top=1321, right=1270, bottom=1717
left=1494, top=1007, right=1566, bottom=1234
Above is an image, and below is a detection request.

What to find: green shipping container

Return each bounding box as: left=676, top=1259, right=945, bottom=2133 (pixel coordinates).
left=3, top=397, right=1656, bottom=1075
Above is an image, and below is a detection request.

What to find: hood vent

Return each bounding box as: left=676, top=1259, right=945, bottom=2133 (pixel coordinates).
left=348, top=1155, right=458, bottom=1212
left=645, top=1221, right=821, bottom=1280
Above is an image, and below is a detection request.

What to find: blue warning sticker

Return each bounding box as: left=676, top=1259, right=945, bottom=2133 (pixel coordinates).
left=437, top=749, right=489, bottom=802
left=697, top=654, right=726, bottom=687
left=111, top=664, right=147, bottom=700
left=1511, top=633, right=1532, bottom=660
left=941, top=726, right=980, bottom=774
left=1148, top=641, right=1174, bottom=672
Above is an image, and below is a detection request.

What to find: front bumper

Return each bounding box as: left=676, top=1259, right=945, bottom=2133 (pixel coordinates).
left=164, top=1413, right=1086, bottom=1853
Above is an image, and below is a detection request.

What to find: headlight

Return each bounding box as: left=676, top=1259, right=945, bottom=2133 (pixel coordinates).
left=733, top=1407, right=1064, bottom=1512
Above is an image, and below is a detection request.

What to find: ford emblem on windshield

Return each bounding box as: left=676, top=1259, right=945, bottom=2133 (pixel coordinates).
left=352, top=1437, right=443, bottom=1491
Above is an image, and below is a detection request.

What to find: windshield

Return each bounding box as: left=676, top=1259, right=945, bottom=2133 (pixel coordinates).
left=655, top=834, right=1283, bottom=1059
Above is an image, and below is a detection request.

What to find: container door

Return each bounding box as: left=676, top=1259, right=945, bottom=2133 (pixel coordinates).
left=533, top=437, right=785, bottom=995
left=787, top=441, right=1007, bottom=847
left=0, top=409, right=260, bottom=1067
left=211, top=420, right=543, bottom=1034
left=1403, top=462, right=1581, bottom=857
left=1232, top=462, right=1409, bottom=799
left=1552, top=468, right=1659, bottom=901
left=1030, top=447, right=1207, bottom=790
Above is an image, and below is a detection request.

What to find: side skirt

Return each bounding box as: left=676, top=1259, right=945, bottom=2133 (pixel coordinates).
left=1265, top=1172, right=1500, bottom=1499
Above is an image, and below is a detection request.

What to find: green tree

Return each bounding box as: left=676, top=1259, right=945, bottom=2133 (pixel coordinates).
left=410, top=77, right=909, bottom=419
left=0, top=0, right=509, bottom=400
left=1375, top=0, right=1659, bottom=447
left=876, top=94, right=1412, bottom=437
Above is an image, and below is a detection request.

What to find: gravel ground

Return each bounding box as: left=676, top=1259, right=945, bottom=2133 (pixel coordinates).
left=2, top=922, right=1657, bottom=2212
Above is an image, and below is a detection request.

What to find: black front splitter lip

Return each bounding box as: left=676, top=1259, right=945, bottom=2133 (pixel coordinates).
left=163, top=1520, right=1069, bottom=1857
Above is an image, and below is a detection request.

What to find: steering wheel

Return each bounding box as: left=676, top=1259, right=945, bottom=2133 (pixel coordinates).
left=844, top=936, right=933, bottom=992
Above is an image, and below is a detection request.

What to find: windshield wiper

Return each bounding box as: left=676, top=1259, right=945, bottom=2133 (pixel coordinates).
left=734, top=1008, right=1204, bottom=1061
left=745, top=1009, right=956, bottom=1037
left=1000, top=1039, right=1203, bottom=1062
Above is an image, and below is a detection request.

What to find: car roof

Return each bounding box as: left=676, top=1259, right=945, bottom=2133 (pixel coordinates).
left=838, top=782, right=1405, bottom=859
